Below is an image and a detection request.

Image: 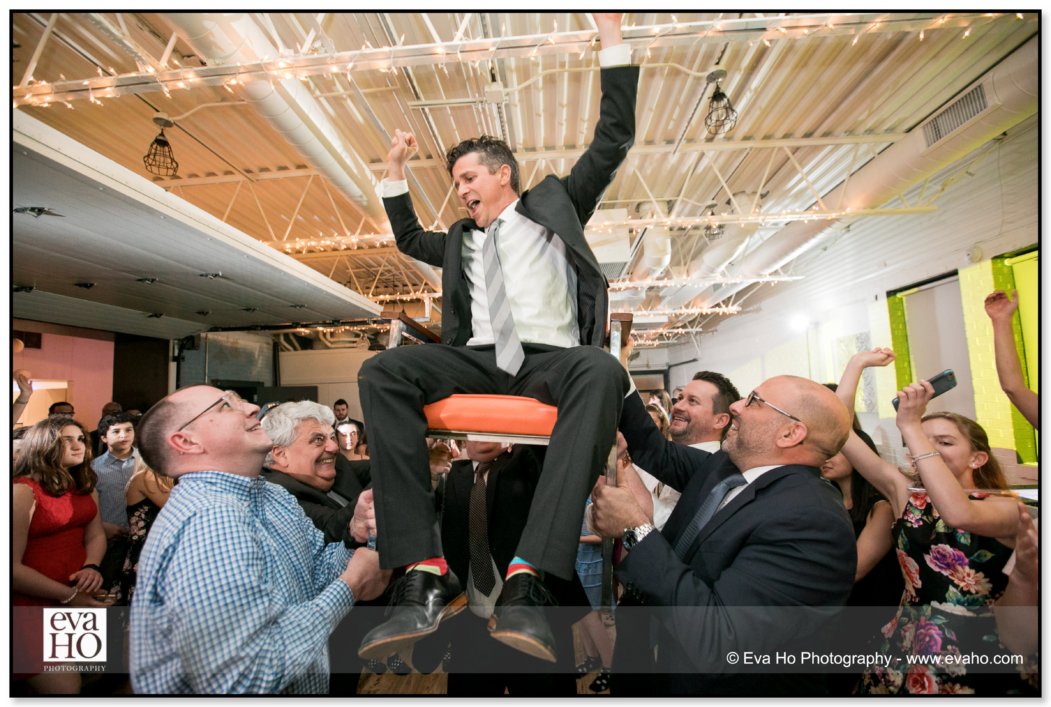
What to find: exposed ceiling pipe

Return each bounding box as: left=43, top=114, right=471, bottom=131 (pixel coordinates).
left=689, top=34, right=1038, bottom=311
left=162, top=13, right=386, bottom=224
left=630, top=227, right=672, bottom=281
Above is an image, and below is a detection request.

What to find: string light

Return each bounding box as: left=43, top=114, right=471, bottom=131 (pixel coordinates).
left=609, top=275, right=801, bottom=291
left=14, top=13, right=1023, bottom=108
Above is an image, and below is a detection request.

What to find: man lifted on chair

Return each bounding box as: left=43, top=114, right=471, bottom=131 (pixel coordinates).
left=358, top=13, right=636, bottom=665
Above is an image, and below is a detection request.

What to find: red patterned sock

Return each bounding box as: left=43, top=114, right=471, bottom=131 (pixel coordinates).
left=406, top=557, right=448, bottom=576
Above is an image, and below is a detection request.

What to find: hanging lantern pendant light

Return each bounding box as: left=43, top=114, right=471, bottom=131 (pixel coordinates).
left=143, top=113, right=179, bottom=177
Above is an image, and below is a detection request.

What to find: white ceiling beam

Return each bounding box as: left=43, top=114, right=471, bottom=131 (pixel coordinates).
left=151, top=133, right=905, bottom=188
left=14, top=13, right=1008, bottom=105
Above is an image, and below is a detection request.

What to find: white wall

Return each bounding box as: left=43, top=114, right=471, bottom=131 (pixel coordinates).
left=279, top=348, right=378, bottom=420
left=640, top=116, right=1038, bottom=459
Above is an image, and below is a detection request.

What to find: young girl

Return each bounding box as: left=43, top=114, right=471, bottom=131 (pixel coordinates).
left=837, top=351, right=1026, bottom=695
left=13, top=416, right=109, bottom=694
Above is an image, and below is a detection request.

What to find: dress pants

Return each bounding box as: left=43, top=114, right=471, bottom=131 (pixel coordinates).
left=359, top=342, right=628, bottom=580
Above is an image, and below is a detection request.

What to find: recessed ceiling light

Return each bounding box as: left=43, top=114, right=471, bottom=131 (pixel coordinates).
left=13, top=206, right=64, bottom=218
left=241, top=307, right=257, bottom=313
left=198, top=272, right=223, bottom=279
left=74, top=282, right=96, bottom=289
left=147, top=313, right=164, bottom=319
left=289, top=304, right=306, bottom=309
left=137, top=277, right=158, bottom=285
left=195, top=310, right=210, bottom=316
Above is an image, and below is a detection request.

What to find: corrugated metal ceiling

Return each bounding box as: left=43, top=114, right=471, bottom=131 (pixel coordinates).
left=11, top=11, right=1039, bottom=345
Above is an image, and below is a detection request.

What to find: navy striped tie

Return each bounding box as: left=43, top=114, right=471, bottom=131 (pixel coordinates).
left=673, top=473, right=746, bottom=558
left=482, top=220, right=524, bottom=375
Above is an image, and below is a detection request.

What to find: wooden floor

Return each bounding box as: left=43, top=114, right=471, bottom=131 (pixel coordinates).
left=357, top=666, right=607, bottom=695
left=357, top=620, right=612, bottom=696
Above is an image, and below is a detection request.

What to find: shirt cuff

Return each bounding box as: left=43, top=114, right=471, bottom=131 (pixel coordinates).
left=379, top=178, right=409, bottom=198
left=598, top=43, right=631, bottom=67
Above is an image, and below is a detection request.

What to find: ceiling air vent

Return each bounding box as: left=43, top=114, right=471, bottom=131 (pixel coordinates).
left=923, top=84, right=987, bottom=148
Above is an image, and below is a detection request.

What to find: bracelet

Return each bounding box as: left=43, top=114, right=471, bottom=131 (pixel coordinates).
left=80, top=563, right=102, bottom=573
left=59, top=587, right=79, bottom=604
left=911, top=451, right=941, bottom=462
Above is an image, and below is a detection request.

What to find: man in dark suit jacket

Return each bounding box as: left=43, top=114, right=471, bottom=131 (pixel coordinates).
left=358, top=14, right=636, bottom=664
left=591, top=376, right=857, bottom=696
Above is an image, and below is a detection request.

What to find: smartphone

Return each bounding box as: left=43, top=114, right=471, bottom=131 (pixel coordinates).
left=892, top=369, right=957, bottom=410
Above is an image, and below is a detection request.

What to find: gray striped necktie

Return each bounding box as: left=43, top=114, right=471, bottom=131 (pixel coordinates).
left=482, top=219, right=524, bottom=375
left=673, top=473, right=746, bottom=558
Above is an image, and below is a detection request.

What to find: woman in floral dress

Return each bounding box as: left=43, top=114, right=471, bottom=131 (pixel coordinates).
left=836, top=351, right=1032, bottom=694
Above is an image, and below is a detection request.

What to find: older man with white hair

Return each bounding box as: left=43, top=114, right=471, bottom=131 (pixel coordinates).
left=261, top=400, right=374, bottom=546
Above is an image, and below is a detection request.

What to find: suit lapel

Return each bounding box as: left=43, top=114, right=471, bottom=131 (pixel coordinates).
left=661, top=454, right=737, bottom=543
left=686, top=465, right=813, bottom=556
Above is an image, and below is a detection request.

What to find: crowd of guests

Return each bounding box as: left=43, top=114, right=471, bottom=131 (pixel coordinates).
left=10, top=287, right=1038, bottom=695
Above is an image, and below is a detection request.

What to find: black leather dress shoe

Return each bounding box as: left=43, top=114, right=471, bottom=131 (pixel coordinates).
left=487, top=572, right=558, bottom=663
left=358, top=569, right=467, bottom=660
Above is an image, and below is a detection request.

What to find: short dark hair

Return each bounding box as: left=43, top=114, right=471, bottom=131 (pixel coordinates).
left=446, top=135, right=521, bottom=194
left=136, top=398, right=180, bottom=475
left=691, top=371, right=741, bottom=416
left=333, top=398, right=348, bottom=407
left=48, top=401, right=75, bottom=415
left=98, top=411, right=137, bottom=438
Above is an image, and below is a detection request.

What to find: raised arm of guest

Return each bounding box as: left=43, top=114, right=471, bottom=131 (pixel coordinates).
left=894, top=382, right=1019, bottom=543
left=834, top=347, right=895, bottom=425
left=12, top=370, right=33, bottom=426
left=993, top=503, right=1038, bottom=657
left=984, top=290, right=1039, bottom=428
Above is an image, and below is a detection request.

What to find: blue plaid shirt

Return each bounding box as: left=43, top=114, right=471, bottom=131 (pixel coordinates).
left=130, top=471, right=355, bottom=694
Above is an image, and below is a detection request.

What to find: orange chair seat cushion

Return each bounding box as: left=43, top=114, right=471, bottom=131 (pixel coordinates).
left=423, top=394, right=557, bottom=437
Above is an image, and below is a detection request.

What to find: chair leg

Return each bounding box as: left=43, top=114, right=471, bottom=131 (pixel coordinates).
left=599, top=443, right=618, bottom=612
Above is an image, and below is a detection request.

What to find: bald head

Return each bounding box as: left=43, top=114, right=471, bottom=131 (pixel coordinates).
left=778, top=376, right=851, bottom=463
left=137, top=385, right=269, bottom=478
left=725, top=375, right=850, bottom=469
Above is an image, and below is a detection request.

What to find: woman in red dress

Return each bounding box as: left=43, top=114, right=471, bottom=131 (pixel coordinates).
left=13, top=416, right=108, bottom=694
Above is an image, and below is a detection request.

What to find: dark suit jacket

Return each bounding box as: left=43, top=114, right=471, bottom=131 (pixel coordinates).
left=262, top=458, right=368, bottom=546
left=612, top=392, right=856, bottom=696
left=383, top=64, right=639, bottom=348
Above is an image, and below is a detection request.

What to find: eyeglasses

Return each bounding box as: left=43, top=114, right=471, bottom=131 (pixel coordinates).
left=177, top=391, right=244, bottom=431
left=745, top=390, right=802, bottom=423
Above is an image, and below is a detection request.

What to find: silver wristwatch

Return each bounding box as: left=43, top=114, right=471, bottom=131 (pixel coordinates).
left=622, top=522, right=656, bottom=551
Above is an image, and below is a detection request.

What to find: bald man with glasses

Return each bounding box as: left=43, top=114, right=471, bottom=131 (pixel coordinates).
left=129, top=386, right=390, bottom=694
left=591, top=375, right=857, bottom=696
